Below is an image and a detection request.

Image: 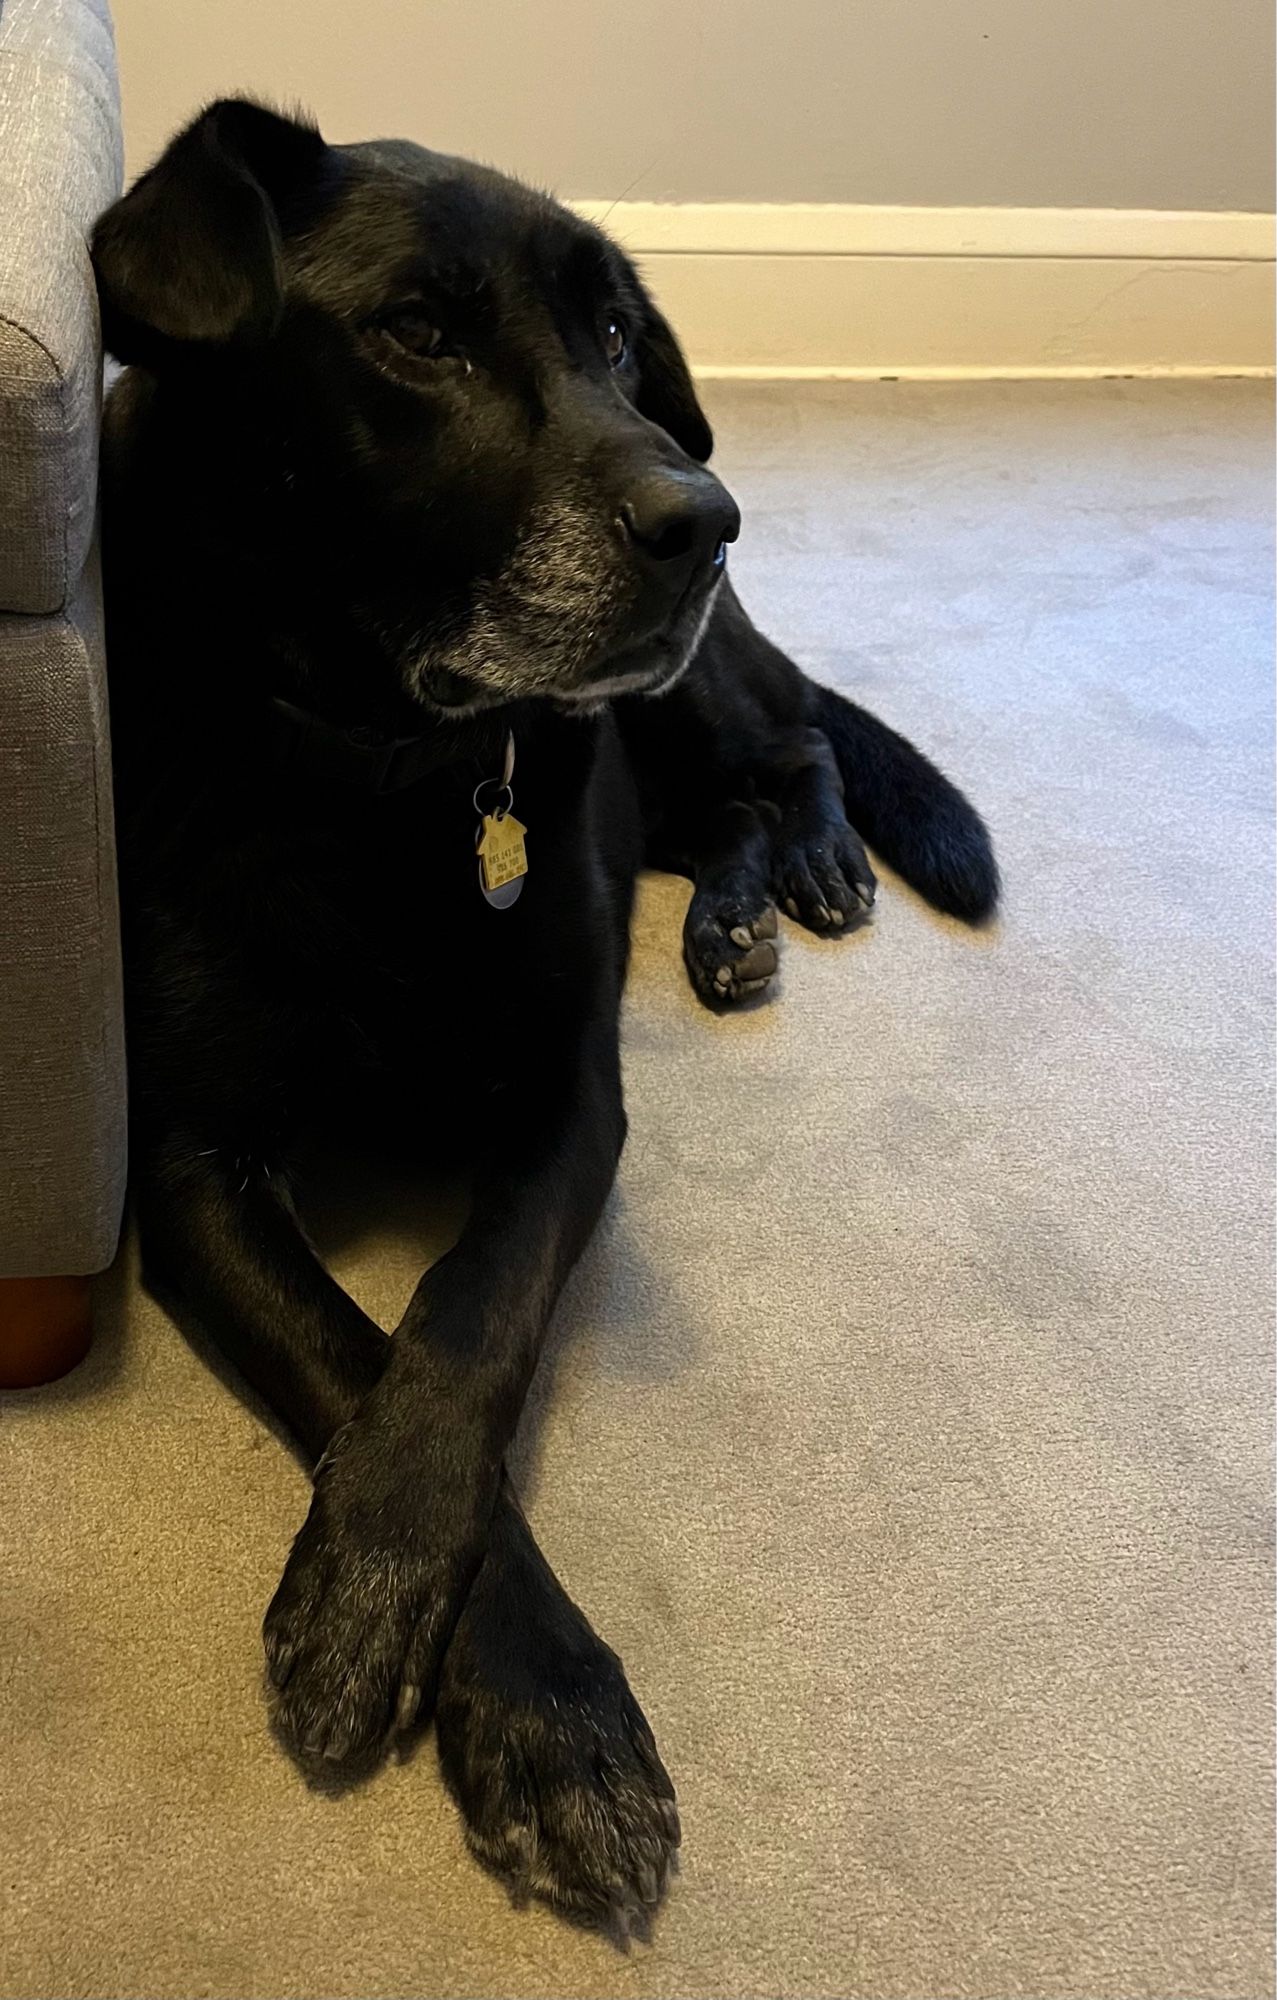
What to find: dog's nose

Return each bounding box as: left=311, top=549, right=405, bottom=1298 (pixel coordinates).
left=619, top=470, right=741, bottom=582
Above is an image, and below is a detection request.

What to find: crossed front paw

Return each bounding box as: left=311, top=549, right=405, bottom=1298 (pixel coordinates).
left=264, top=1418, right=494, bottom=1764
left=436, top=1548, right=679, bottom=1929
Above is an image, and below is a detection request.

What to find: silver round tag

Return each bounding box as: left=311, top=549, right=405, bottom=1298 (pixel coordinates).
left=478, top=866, right=524, bottom=910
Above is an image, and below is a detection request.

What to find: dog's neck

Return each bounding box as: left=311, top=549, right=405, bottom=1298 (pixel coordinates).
left=266, top=691, right=513, bottom=796
left=261, top=620, right=516, bottom=795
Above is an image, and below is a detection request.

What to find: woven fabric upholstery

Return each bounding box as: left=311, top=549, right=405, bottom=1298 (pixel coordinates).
left=0, top=0, right=122, bottom=615
left=0, top=0, right=125, bottom=1277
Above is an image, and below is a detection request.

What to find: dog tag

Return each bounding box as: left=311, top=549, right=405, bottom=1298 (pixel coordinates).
left=474, top=731, right=527, bottom=909
left=476, top=810, right=528, bottom=907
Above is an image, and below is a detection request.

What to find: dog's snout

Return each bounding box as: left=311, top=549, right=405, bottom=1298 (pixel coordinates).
left=619, top=471, right=740, bottom=581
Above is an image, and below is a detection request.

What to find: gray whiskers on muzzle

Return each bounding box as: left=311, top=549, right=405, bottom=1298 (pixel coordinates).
left=547, top=576, right=724, bottom=713
left=404, top=497, right=632, bottom=710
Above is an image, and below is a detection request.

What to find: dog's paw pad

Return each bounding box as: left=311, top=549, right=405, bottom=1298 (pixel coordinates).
left=684, top=890, right=780, bottom=1006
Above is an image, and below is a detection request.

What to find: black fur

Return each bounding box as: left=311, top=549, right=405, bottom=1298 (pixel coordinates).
left=92, top=99, right=998, bottom=1925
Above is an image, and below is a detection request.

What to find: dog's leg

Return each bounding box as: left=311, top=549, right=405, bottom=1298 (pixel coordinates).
left=139, top=1135, right=677, bottom=1918
left=698, top=582, right=998, bottom=924
left=666, top=729, right=876, bottom=967
left=135, top=1141, right=389, bottom=1460
left=623, top=577, right=997, bottom=999
left=261, top=1024, right=626, bottom=1751
left=674, top=796, right=782, bottom=1006
left=768, top=723, right=879, bottom=934
left=623, top=658, right=782, bottom=1005
left=623, top=580, right=873, bottom=997
left=638, top=724, right=874, bottom=999
left=435, top=1472, right=679, bottom=1923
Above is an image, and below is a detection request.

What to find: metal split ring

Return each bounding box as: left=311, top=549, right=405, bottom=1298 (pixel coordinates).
left=473, top=779, right=514, bottom=820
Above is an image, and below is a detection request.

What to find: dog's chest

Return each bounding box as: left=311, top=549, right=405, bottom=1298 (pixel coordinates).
left=126, top=714, right=637, bottom=1118
left=252, top=779, right=608, bottom=1075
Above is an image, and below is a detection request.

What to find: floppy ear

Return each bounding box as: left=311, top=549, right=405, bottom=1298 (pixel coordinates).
left=636, top=306, right=714, bottom=463
left=91, top=99, right=327, bottom=365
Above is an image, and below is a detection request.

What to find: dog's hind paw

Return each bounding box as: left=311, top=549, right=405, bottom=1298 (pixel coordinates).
left=776, top=821, right=876, bottom=935
left=683, top=887, right=779, bottom=1006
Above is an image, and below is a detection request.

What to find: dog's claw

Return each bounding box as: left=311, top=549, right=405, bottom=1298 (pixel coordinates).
left=504, top=1825, right=535, bottom=1906
left=730, top=912, right=778, bottom=946
left=266, top=1641, right=297, bottom=1690
left=394, top=1682, right=421, bottom=1732
left=607, top=1896, right=637, bottom=1948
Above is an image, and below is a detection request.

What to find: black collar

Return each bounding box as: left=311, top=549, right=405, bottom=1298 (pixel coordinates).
left=268, top=695, right=477, bottom=795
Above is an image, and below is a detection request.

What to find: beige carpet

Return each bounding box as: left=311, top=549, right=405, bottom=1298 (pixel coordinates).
left=3, top=382, right=1273, bottom=2000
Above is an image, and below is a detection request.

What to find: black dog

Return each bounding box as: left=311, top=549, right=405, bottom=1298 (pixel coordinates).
left=91, top=99, right=998, bottom=1924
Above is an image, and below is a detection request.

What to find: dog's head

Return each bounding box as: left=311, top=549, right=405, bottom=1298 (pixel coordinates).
left=92, top=99, right=738, bottom=715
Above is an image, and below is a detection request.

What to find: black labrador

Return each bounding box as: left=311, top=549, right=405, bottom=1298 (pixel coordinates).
left=91, top=99, right=999, bottom=1925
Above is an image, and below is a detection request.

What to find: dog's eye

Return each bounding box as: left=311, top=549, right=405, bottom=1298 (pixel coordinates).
left=602, top=315, right=628, bottom=368
left=377, top=306, right=447, bottom=359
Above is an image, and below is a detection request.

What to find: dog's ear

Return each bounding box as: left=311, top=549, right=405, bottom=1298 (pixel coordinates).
left=91, top=99, right=328, bottom=365
left=635, top=305, right=713, bottom=463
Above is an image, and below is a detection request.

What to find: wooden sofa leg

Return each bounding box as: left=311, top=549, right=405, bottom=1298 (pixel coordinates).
left=0, top=1276, right=93, bottom=1388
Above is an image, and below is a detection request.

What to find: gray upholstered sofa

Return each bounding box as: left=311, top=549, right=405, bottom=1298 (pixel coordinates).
left=0, top=0, right=126, bottom=1293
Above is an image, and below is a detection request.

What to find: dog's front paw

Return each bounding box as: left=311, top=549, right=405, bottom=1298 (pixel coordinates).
left=436, top=1523, right=679, bottom=1929
left=777, top=821, right=876, bottom=934
left=264, top=1423, right=492, bottom=1765
left=684, top=886, right=779, bottom=1006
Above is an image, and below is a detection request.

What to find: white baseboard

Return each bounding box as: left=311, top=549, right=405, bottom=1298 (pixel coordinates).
left=572, top=203, right=1275, bottom=379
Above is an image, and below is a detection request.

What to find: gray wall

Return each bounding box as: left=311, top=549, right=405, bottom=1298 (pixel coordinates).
left=114, top=0, right=1275, bottom=210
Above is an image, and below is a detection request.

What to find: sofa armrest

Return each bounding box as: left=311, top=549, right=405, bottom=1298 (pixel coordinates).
left=0, top=0, right=123, bottom=616
left=0, top=0, right=125, bottom=1283
left=0, top=197, right=104, bottom=615
left=0, top=556, right=127, bottom=1278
